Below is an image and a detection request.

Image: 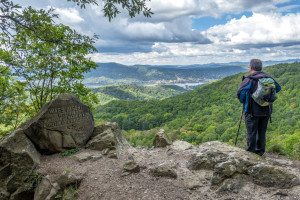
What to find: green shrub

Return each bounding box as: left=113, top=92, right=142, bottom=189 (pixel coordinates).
left=60, top=148, right=80, bottom=157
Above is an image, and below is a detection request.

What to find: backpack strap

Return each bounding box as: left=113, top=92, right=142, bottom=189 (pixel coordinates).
left=269, top=104, right=272, bottom=124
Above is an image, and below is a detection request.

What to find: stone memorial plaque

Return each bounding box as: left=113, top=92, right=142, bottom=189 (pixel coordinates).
left=22, top=94, right=94, bottom=153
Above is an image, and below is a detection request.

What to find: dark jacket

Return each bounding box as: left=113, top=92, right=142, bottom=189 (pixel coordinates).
left=237, top=71, right=281, bottom=116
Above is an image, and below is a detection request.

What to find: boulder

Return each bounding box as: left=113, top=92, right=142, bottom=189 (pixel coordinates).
left=187, top=149, right=228, bottom=170
left=0, top=129, right=41, bottom=198
left=86, top=122, right=130, bottom=157
left=21, top=94, right=94, bottom=153
left=34, top=171, right=82, bottom=200
left=122, top=160, right=140, bottom=175
left=57, top=170, right=82, bottom=189
left=152, top=129, right=172, bottom=148
left=211, top=159, right=249, bottom=186
left=149, top=161, right=177, bottom=178
left=45, top=183, right=60, bottom=200
left=251, top=164, right=300, bottom=188
left=216, top=174, right=248, bottom=193
left=34, top=176, right=52, bottom=200
left=170, top=140, right=193, bottom=151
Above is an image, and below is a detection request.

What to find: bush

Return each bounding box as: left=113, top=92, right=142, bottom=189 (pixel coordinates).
left=60, top=148, right=80, bottom=157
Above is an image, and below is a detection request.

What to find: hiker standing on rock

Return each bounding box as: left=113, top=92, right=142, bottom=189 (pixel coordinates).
left=237, top=59, right=281, bottom=156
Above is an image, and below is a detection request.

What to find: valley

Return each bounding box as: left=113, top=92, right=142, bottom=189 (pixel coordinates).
left=94, top=62, right=300, bottom=159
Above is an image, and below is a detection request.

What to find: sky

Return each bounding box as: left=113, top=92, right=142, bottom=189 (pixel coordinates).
left=13, top=0, right=300, bottom=65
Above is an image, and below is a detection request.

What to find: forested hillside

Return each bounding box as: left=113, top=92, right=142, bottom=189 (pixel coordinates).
left=84, top=62, right=247, bottom=86
left=95, top=62, right=300, bottom=159
left=92, top=84, right=187, bottom=105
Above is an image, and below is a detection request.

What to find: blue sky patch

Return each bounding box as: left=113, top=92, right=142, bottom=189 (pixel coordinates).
left=192, top=12, right=253, bottom=31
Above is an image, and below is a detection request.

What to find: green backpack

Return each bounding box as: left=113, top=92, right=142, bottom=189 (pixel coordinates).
left=251, top=78, right=277, bottom=106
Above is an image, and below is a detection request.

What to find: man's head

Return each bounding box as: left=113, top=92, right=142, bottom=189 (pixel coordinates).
left=249, top=59, right=262, bottom=72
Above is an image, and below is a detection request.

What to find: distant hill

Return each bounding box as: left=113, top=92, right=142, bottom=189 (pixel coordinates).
left=92, top=84, right=188, bottom=105
left=95, top=62, right=300, bottom=159
left=140, top=59, right=300, bottom=69
left=84, top=62, right=248, bottom=86
left=84, top=60, right=300, bottom=87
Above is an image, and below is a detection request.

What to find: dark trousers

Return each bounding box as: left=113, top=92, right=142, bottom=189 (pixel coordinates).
left=245, top=113, right=269, bottom=156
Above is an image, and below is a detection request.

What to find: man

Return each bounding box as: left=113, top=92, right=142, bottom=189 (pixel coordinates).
left=237, top=59, right=281, bottom=156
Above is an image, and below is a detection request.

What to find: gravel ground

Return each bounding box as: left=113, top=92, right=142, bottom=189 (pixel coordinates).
left=37, top=146, right=300, bottom=200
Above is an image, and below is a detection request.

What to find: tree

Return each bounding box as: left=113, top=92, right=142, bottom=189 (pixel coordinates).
left=68, top=0, right=153, bottom=21
left=0, top=66, right=31, bottom=132
left=1, top=4, right=99, bottom=112
left=0, top=0, right=153, bottom=130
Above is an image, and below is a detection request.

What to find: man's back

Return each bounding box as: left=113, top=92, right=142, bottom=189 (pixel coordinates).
left=237, top=71, right=281, bottom=117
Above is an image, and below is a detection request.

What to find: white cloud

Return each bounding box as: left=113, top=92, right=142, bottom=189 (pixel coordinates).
left=90, top=11, right=300, bottom=65
left=12, top=0, right=300, bottom=64
left=54, top=7, right=84, bottom=24
left=146, top=0, right=292, bottom=21
left=203, top=13, right=300, bottom=46
left=89, top=42, right=300, bottom=65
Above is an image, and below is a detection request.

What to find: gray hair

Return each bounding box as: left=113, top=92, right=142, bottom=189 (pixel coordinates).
left=250, top=59, right=262, bottom=71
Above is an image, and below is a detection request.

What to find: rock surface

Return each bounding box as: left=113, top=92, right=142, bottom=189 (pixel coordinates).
left=22, top=94, right=94, bottom=153
left=0, top=129, right=41, bottom=199
left=152, top=129, right=172, bottom=147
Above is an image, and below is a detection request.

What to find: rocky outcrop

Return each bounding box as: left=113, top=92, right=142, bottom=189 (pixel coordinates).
left=152, top=129, right=172, bottom=147
left=0, top=129, right=41, bottom=199
left=21, top=94, right=94, bottom=153
left=0, top=94, right=133, bottom=199
left=251, top=164, right=299, bottom=188
left=35, top=140, right=300, bottom=200
left=187, top=141, right=300, bottom=192
left=86, top=122, right=130, bottom=157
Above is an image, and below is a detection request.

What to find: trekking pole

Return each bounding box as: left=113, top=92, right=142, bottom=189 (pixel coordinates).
left=234, top=109, right=244, bottom=146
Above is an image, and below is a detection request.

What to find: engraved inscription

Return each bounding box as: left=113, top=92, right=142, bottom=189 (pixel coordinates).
left=43, top=105, right=90, bottom=128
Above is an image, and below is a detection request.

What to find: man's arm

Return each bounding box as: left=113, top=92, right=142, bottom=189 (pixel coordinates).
left=275, top=82, right=281, bottom=93
left=237, top=77, right=251, bottom=103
